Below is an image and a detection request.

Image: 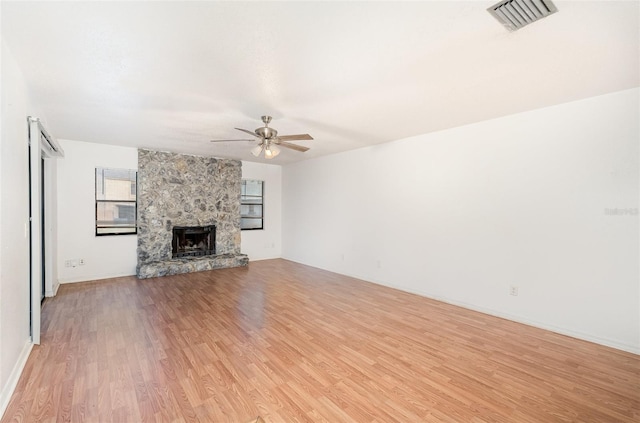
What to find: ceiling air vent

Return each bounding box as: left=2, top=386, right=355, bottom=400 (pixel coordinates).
left=488, top=0, right=558, bottom=31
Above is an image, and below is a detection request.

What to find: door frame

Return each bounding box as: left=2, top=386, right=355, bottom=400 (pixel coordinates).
left=28, top=117, right=63, bottom=344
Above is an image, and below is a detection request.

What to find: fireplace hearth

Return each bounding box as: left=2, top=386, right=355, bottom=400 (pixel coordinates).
left=172, top=226, right=216, bottom=258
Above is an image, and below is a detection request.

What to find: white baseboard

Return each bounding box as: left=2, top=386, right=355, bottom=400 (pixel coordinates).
left=248, top=255, right=282, bottom=262
left=59, top=272, right=136, bottom=284
left=45, top=280, right=60, bottom=297
left=0, top=340, right=33, bottom=420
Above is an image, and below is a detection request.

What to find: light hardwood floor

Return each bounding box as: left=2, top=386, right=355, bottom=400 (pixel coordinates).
left=2, top=259, right=638, bottom=422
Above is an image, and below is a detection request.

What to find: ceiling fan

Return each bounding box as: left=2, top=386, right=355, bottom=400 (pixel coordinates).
left=210, top=116, right=313, bottom=159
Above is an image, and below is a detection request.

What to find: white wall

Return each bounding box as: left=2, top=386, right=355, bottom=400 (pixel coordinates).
left=56, top=149, right=281, bottom=282
left=56, top=140, right=138, bottom=283
left=0, top=41, right=35, bottom=416
left=282, top=88, right=640, bottom=354
left=241, top=161, right=282, bottom=260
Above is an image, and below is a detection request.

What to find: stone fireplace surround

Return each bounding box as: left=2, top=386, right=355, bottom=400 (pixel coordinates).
left=136, top=149, right=248, bottom=278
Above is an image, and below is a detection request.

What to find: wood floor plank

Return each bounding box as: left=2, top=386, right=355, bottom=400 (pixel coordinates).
left=1, top=259, right=638, bottom=422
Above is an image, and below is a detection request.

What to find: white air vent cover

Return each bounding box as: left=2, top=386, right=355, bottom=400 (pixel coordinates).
left=488, top=0, right=558, bottom=31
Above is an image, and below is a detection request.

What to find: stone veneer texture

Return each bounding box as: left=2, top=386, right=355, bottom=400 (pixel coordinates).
left=137, top=149, right=246, bottom=277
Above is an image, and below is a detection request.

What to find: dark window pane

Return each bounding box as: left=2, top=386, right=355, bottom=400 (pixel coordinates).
left=240, top=204, right=262, bottom=218
left=242, top=179, right=263, bottom=196
left=96, top=167, right=137, bottom=236
left=96, top=202, right=136, bottom=227
left=241, top=196, right=262, bottom=204
left=96, top=168, right=137, bottom=201
left=241, top=218, right=263, bottom=229
left=96, top=226, right=137, bottom=235
left=241, top=179, right=264, bottom=230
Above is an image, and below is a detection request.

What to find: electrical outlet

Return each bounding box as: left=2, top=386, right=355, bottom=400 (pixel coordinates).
left=65, top=259, right=80, bottom=268
left=509, top=285, right=519, bottom=296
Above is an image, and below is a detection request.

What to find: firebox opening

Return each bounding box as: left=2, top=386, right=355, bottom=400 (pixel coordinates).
left=172, top=226, right=216, bottom=258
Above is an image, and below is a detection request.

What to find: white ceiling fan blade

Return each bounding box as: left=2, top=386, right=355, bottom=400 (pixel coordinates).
left=210, top=139, right=255, bottom=142
left=277, top=141, right=310, bottom=152
left=277, top=134, right=313, bottom=141
left=235, top=128, right=260, bottom=138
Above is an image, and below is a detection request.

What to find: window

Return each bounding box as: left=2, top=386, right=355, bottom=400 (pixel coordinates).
left=95, top=168, right=137, bottom=235
left=241, top=179, right=263, bottom=230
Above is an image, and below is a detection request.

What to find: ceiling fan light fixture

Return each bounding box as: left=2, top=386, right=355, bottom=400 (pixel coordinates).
left=264, top=144, right=280, bottom=159
left=251, top=144, right=263, bottom=157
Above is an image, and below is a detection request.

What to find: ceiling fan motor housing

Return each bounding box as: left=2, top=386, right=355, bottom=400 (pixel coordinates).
left=256, top=126, right=277, bottom=139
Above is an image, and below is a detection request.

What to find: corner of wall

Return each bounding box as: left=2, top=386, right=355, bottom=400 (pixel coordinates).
left=241, top=161, right=283, bottom=261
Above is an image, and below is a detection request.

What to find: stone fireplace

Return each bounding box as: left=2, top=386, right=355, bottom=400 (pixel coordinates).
left=136, top=149, right=248, bottom=278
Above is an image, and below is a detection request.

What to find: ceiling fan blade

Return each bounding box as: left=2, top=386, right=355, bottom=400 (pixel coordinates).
left=235, top=128, right=260, bottom=138
left=277, top=134, right=314, bottom=141
left=210, top=139, right=255, bottom=142
left=277, top=141, right=310, bottom=152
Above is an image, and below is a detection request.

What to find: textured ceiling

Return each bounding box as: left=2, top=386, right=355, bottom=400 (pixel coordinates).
left=2, top=1, right=638, bottom=164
